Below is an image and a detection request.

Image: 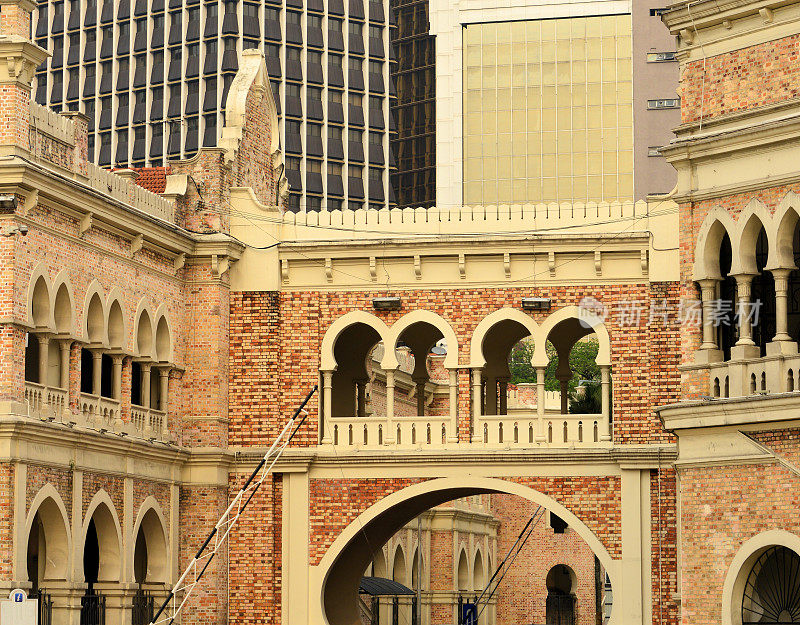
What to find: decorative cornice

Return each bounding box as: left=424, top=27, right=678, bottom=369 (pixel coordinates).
left=0, top=36, right=48, bottom=88
left=657, top=392, right=800, bottom=431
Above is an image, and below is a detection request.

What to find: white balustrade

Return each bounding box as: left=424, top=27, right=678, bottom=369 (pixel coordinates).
left=131, top=405, right=167, bottom=438
left=476, top=413, right=604, bottom=448
left=704, top=352, right=800, bottom=399
left=79, top=393, right=120, bottom=430
left=25, top=382, right=68, bottom=421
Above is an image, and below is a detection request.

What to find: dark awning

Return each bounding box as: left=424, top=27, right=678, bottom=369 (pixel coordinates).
left=358, top=577, right=415, bottom=597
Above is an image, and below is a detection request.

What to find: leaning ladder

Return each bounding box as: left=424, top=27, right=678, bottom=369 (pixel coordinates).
left=149, top=385, right=318, bottom=625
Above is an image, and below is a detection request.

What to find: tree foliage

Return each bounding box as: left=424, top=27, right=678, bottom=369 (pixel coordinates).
left=508, top=337, right=600, bottom=391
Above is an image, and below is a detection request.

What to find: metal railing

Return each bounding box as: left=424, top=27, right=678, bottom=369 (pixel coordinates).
left=132, top=589, right=155, bottom=625
left=80, top=590, right=106, bottom=625
left=36, top=589, right=53, bottom=625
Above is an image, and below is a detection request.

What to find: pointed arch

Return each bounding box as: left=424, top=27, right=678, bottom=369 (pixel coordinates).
left=131, top=496, right=169, bottom=584
left=457, top=547, right=469, bottom=591
left=154, top=306, right=173, bottom=363
left=83, top=281, right=107, bottom=344
left=372, top=548, right=387, bottom=578
left=469, top=307, right=539, bottom=368
left=473, top=548, right=484, bottom=591
left=320, top=311, right=390, bottom=372
left=82, top=490, right=123, bottom=583
left=23, top=484, right=71, bottom=583
left=411, top=545, right=423, bottom=590
left=134, top=300, right=156, bottom=358
left=733, top=200, right=772, bottom=276
left=106, top=288, right=127, bottom=350
left=27, top=265, right=53, bottom=330
left=391, top=544, right=407, bottom=586
left=534, top=306, right=611, bottom=368
left=693, top=208, right=737, bottom=281
left=51, top=271, right=76, bottom=335
left=770, top=192, right=800, bottom=270
left=383, top=310, right=459, bottom=370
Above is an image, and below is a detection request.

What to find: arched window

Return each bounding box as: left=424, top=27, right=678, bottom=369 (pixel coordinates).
left=742, top=546, right=800, bottom=624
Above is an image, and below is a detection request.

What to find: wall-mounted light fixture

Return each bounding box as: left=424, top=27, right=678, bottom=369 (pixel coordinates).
left=372, top=297, right=401, bottom=311
left=521, top=297, right=551, bottom=311
left=0, top=224, right=28, bottom=237
left=0, top=195, right=17, bottom=211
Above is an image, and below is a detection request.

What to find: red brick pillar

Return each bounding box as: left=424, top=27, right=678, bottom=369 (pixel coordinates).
left=120, top=356, right=131, bottom=423
left=0, top=0, right=47, bottom=152
left=457, top=368, right=472, bottom=443
left=0, top=324, right=24, bottom=402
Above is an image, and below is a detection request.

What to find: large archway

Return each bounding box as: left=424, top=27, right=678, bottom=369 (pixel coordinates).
left=25, top=489, right=70, bottom=591
left=317, top=477, right=617, bottom=625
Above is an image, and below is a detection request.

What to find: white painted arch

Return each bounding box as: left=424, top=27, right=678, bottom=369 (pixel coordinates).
left=81, top=490, right=124, bottom=583
left=23, top=484, right=71, bottom=583
left=51, top=270, right=76, bottom=335
left=27, top=264, right=54, bottom=330
left=131, top=496, right=170, bottom=584
left=533, top=305, right=611, bottom=368
left=469, top=307, right=539, bottom=368
left=382, top=310, right=459, bottom=370
left=316, top=476, right=619, bottom=625
left=320, top=311, right=390, bottom=372
left=721, top=529, right=800, bottom=625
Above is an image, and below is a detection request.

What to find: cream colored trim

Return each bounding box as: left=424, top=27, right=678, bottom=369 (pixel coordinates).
left=81, top=489, right=124, bottom=583
left=534, top=305, right=611, bottom=367
left=721, top=529, right=800, bottom=625
left=130, top=495, right=170, bottom=584
left=469, top=308, right=539, bottom=369
left=383, top=310, right=459, bottom=370
left=319, top=311, right=391, bottom=372
left=23, top=482, right=71, bottom=582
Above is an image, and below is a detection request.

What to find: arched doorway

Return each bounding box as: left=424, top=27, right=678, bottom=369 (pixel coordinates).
left=318, top=478, right=616, bottom=625
left=26, top=493, right=69, bottom=625
left=132, top=506, right=168, bottom=625
left=81, top=500, right=121, bottom=625
left=545, top=565, right=576, bottom=625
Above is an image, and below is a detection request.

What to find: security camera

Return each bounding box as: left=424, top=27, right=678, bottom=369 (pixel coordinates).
left=17, top=224, right=28, bottom=236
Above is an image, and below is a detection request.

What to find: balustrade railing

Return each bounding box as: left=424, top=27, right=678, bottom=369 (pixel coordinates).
left=131, top=405, right=166, bottom=436
left=25, top=382, right=68, bottom=421
left=79, top=393, right=121, bottom=429
left=326, top=411, right=608, bottom=450
left=703, top=352, right=800, bottom=399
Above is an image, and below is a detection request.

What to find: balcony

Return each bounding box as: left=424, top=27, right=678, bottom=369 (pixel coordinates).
left=25, top=382, right=68, bottom=421
left=131, top=405, right=167, bottom=437
left=79, top=393, right=121, bottom=430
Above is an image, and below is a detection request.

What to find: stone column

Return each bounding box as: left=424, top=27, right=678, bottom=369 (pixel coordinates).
left=535, top=367, right=546, bottom=442
left=731, top=274, right=761, bottom=359
left=768, top=268, right=798, bottom=355
left=498, top=377, right=508, bottom=415
left=158, top=367, right=170, bottom=433
left=413, top=376, right=427, bottom=416
left=58, top=340, right=70, bottom=390
left=91, top=351, right=102, bottom=396
left=556, top=371, right=571, bottom=415
left=36, top=334, right=49, bottom=386
left=484, top=375, right=497, bottom=416
left=321, top=371, right=333, bottom=444
left=448, top=369, right=458, bottom=443
left=111, top=356, right=123, bottom=400
left=385, top=369, right=396, bottom=444
left=471, top=369, right=482, bottom=442
left=696, top=279, right=723, bottom=362
left=140, top=363, right=151, bottom=408
left=355, top=378, right=367, bottom=418
left=600, top=365, right=612, bottom=441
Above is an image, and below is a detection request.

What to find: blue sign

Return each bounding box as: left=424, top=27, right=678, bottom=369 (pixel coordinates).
left=11, top=590, right=25, bottom=603
left=462, top=602, right=478, bottom=625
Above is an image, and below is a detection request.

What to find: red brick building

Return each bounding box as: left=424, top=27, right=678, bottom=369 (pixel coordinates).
left=1, top=0, right=799, bottom=624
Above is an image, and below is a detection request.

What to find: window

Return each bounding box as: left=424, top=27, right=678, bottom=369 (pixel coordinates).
left=742, top=546, right=800, bottom=624
left=348, top=92, right=361, bottom=105
left=307, top=123, right=322, bottom=137
left=187, top=6, right=199, bottom=24
left=328, top=162, right=342, bottom=175
left=265, top=7, right=279, bottom=21
left=647, top=98, right=680, bottom=109
left=369, top=25, right=382, bottom=39
left=135, top=90, right=146, bottom=107
left=369, top=60, right=382, bottom=74
left=285, top=155, right=301, bottom=171
left=369, top=95, right=382, bottom=110
left=118, top=92, right=129, bottom=108
left=368, top=167, right=381, bottom=181
left=329, top=54, right=343, bottom=69
left=348, top=21, right=362, bottom=36
left=329, top=90, right=343, bottom=104
left=308, top=14, right=322, bottom=28
left=286, top=47, right=301, bottom=62
left=286, top=10, right=301, bottom=24
left=308, top=50, right=323, bottom=64
left=329, top=17, right=342, bottom=32
left=549, top=513, right=568, bottom=534
left=187, top=42, right=199, bottom=58
left=348, top=128, right=362, bottom=142
left=307, top=159, right=322, bottom=173
left=286, top=83, right=301, bottom=99
left=348, top=164, right=362, bottom=177
left=285, top=120, right=301, bottom=135
left=307, top=196, right=322, bottom=211
left=243, top=3, right=258, bottom=19
left=349, top=57, right=362, bottom=72
left=369, top=131, right=382, bottom=145
left=207, top=3, right=218, bottom=19
left=308, top=85, right=323, bottom=103
left=153, top=14, right=164, bottom=30
left=646, top=51, right=676, bottom=62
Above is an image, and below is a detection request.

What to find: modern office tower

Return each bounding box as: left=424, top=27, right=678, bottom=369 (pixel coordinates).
left=31, top=0, right=397, bottom=211
left=632, top=1, right=680, bottom=198
left=390, top=0, right=435, bottom=208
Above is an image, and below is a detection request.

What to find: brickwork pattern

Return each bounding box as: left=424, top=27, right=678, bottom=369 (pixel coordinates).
left=651, top=468, right=678, bottom=625
left=0, top=464, right=14, bottom=577
left=132, top=479, right=171, bottom=527
left=82, top=473, right=124, bottom=525
left=680, top=34, right=800, bottom=124
left=26, top=465, right=73, bottom=520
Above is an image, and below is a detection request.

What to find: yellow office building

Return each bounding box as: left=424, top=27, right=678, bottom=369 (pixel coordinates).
left=462, top=15, right=634, bottom=205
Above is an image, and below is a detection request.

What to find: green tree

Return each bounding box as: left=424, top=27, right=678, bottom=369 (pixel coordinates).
left=507, top=337, right=600, bottom=391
